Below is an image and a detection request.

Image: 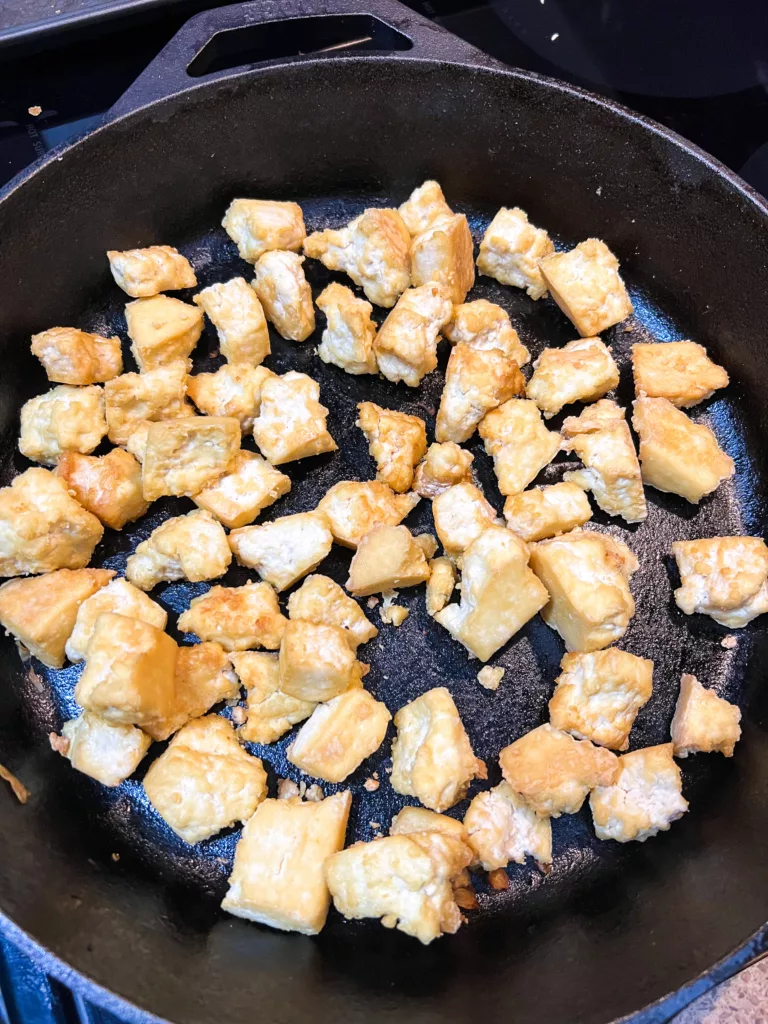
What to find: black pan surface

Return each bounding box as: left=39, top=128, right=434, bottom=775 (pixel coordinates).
left=2, top=4, right=768, bottom=1023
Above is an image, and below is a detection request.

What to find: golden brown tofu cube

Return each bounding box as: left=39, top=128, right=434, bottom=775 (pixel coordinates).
left=476, top=207, right=554, bottom=300
left=0, top=468, right=104, bottom=576
left=317, top=480, right=420, bottom=550
left=500, top=723, right=619, bottom=817
left=527, top=337, right=619, bottom=418
left=391, top=687, right=486, bottom=811
left=104, top=361, right=193, bottom=445
left=58, top=713, right=151, bottom=787
left=230, top=651, right=316, bottom=744
left=19, top=384, right=107, bottom=465
left=478, top=398, right=560, bottom=496
left=65, top=577, right=167, bottom=662
left=75, top=612, right=177, bottom=729
left=410, top=212, right=475, bottom=304
left=287, top=574, right=378, bottom=648
left=631, top=341, right=729, bottom=408
left=229, top=511, right=333, bottom=592
left=436, top=342, right=525, bottom=444
left=464, top=782, right=552, bottom=870
left=356, top=402, right=427, bottom=493
left=56, top=448, right=149, bottom=530
left=126, top=509, right=231, bottom=590
left=186, top=363, right=274, bottom=431
left=146, top=642, right=240, bottom=742
left=178, top=582, right=287, bottom=652
left=671, top=673, right=741, bottom=758
left=503, top=482, right=592, bottom=542
left=141, top=416, right=240, bottom=500
left=252, top=250, right=315, bottom=341
left=530, top=530, right=638, bottom=652
left=413, top=442, right=474, bottom=499
left=125, top=294, right=203, bottom=371
left=432, top=481, right=499, bottom=557
left=373, top=282, right=453, bottom=386
left=223, top=790, right=351, bottom=934
left=193, top=277, right=270, bottom=366
left=316, top=282, right=378, bottom=375
left=671, top=536, right=768, bottom=627
left=222, top=198, right=306, bottom=262
left=589, top=743, right=688, bottom=842
left=144, top=715, right=267, bottom=844
left=444, top=298, right=530, bottom=366
left=0, top=567, right=113, bottom=668
left=31, top=327, right=123, bottom=385
left=425, top=556, right=456, bottom=616
left=539, top=238, right=633, bottom=336
left=398, top=180, right=453, bottom=235
left=193, top=450, right=290, bottom=529
left=347, top=525, right=431, bottom=597
left=549, top=648, right=653, bottom=750
left=107, top=245, right=196, bottom=297
left=278, top=619, right=366, bottom=702
left=632, top=396, right=734, bottom=504
left=252, top=371, right=337, bottom=465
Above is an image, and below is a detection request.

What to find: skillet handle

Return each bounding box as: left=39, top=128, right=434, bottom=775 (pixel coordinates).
left=108, top=0, right=496, bottom=119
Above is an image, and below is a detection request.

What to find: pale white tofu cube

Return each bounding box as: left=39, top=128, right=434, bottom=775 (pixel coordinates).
left=357, top=402, right=427, bottom=492
left=671, top=536, right=768, bottom=627
left=31, top=326, right=123, bottom=385
left=57, top=713, right=151, bottom=787
left=252, top=251, right=315, bottom=341
left=432, top=481, right=499, bottom=557
left=193, top=277, right=270, bottom=365
left=19, top=384, right=107, bottom=465
left=140, top=416, right=240, bottom=501
left=186, top=363, right=274, bottom=431
left=316, top=282, right=377, bottom=375
left=347, top=525, right=431, bottom=597
left=278, top=619, right=366, bottom=702
left=527, top=337, right=619, bottom=418
left=229, top=511, right=333, bottom=592
left=503, top=482, right=592, bottom=542
left=373, top=282, right=453, bottom=386
left=671, top=673, right=742, bottom=758
left=539, top=238, right=633, bottom=336
left=192, top=450, right=291, bottom=529
left=222, top=198, right=306, bottom=261
left=389, top=806, right=468, bottom=841
left=125, top=294, right=203, bottom=371
left=476, top=207, right=554, bottom=300
left=410, top=212, right=475, bottom=304
left=398, top=180, right=453, bottom=235
left=478, top=399, right=560, bottom=496
left=436, top=343, right=525, bottom=444
left=126, top=509, right=231, bottom=590
left=230, top=651, right=316, bottom=744
left=464, top=781, right=552, bottom=869
left=65, top=576, right=167, bottom=663
left=444, top=299, right=530, bottom=366
left=252, top=371, right=337, bottom=465
left=107, top=245, right=196, bottom=297
left=317, top=480, right=420, bottom=549
left=104, top=361, right=193, bottom=445
left=631, top=341, right=729, bottom=407
left=413, top=442, right=474, bottom=499
left=287, top=574, right=378, bottom=648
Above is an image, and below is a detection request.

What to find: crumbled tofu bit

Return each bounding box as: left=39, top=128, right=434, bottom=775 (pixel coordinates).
left=104, top=360, right=193, bottom=445
left=671, top=673, right=742, bottom=758
left=398, top=180, right=454, bottom=236
left=590, top=743, right=688, bottom=843
left=364, top=778, right=380, bottom=792
left=58, top=713, right=151, bottom=787
left=229, top=511, right=333, bottom=592
left=432, top=481, right=499, bottom=557
left=526, top=337, right=619, bottom=419
left=65, top=577, right=167, bottom=663
left=464, top=781, right=552, bottom=870
left=316, top=282, right=378, bottom=375
left=277, top=778, right=301, bottom=800
left=478, top=399, right=560, bottom=496
left=549, top=648, right=653, bottom=750
left=631, top=341, right=729, bottom=408
left=444, top=299, right=531, bottom=366
left=413, top=441, right=474, bottom=499
left=426, top=557, right=457, bottom=616
left=317, top=480, right=420, bottom=549
left=223, top=790, right=351, bottom=934
left=477, top=666, right=505, bottom=691
left=367, top=596, right=380, bottom=608
left=126, top=509, right=231, bottom=590
left=380, top=595, right=409, bottom=627
left=500, top=723, right=619, bottom=817
left=252, top=250, right=315, bottom=341
left=436, top=342, right=525, bottom=444
left=31, top=326, right=123, bottom=385
left=631, top=397, right=734, bottom=504
left=178, top=582, right=287, bottom=652
left=671, top=536, right=768, bottom=628
left=140, top=416, right=240, bottom=501
left=252, top=371, right=337, bottom=465
left=287, top=574, right=378, bottom=648
left=0, top=762, right=29, bottom=803
left=75, top=612, right=177, bottom=729
left=186, top=364, right=275, bottom=431
left=107, top=245, right=197, bottom=298
left=304, top=207, right=411, bottom=308
left=146, top=641, right=241, bottom=741
left=305, top=784, right=324, bottom=802
left=356, top=402, right=427, bottom=493
left=230, top=705, right=246, bottom=726
left=410, top=212, right=475, bottom=304
left=530, top=530, right=638, bottom=652
left=288, top=688, right=391, bottom=782
left=414, top=535, right=437, bottom=561
left=145, top=715, right=267, bottom=845
left=391, top=687, right=486, bottom=812
left=230, top=651, right=316, bottom=744
left=561, top=399, right=647, bottom=523
left=0, top=568, right=113, bottom=668
left=476, top=207, right=554, bottom=300
left=221, top=198, right=306, bottom=262
left=539, top=238, right=633, bottom=337
left=325, top=829, right=472, bottom=944
left=721, top=635, right=738, bottom=649
left=435, top=526, right=548, bottom=661
left=279, top=619, right=367, bottom=702
left=0, top=468, right=104, bottom=576
left=503, top=482, right=592, bottom=542
left=193, top=450, right=291, bottom=530
left=347, top=525, right=431, bottom=597
left=193, top=277, right=270, bottom=366
left=56, top=448, right=149, bottom=530
left=19, top=384, right=107, bottom=465
left=373, top=282, right=454, bottom=387
left=488, top=868, right=510, bottom=890
left=125, top=294, right=203, bottom=371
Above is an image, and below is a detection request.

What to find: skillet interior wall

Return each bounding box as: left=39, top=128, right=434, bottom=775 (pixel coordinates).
left=1, top=57, right=768, bottom=1024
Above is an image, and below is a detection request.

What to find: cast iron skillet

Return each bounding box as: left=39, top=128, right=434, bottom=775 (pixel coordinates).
left=2, top=1, right=768, bottom=1022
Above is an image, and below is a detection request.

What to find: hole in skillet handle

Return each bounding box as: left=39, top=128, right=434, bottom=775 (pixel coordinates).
left=186, top=13, right=412, bottom=77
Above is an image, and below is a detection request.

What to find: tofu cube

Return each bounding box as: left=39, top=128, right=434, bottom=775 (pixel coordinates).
left=144, top=716, right=267, bottom=844
left=549, top=648, right=654, bottom=750
left=671, top=536, right=768, bottom=628
left=436, top=342, right=525, bottom=444
left=31, top=326, right=122, bottom=385
left=230, top=651, right=316, bottom=744
left=478, top=399, right=560, bottom=496
left=193, top=450, right=290, bottom=529
left=126, top=509, right=231, bottom=590
left=229, top=511, right=333, bottom=592
left=193, top=277, right=270, bottom=366
left=107, top=245, right=197, bottom=297
left=252, top=250, right=315, bottom=341
left=0, top=468, right=104, bottom=576
left=287, top=574, right=378, bottom=648
left=432, top=481, right=499, bottom=557
left=65, top=576, right=167, bottom=663
left=476, top=207, right=554, bottom=300
left=347, top=525, right=431, bottom=597
left=141, top=416, right=240, bottom=500
left=222, top=790, right=351, bottom=934
left=500, top=723, right=619, bottom=817
left=530, top=530, right=638, bottom=652
left=389, top=806, right=469, bottom=841
left=252, top=371, right=337, bottom=465
left=410, top=212, right=475, bottom=304
left=278, top=619, right=366, bottom=702
left=671, top=673, right=742, bottom=758
left=391, top=687, right=486, bottom=811
left=464, top=781, right=552, bottom=870
left=539, top=238, right=633, bottom=336
left=19, top=384, right=107, bottom=465
left=398, top=180, right=453, bottom=236
left=104, top=361, right=193, bottom=445
left=632, top=396, right=734, bottom=504
left=0, top=567, right=113, bottom=668
left=526, top=337, right=620, bottom=418
left=631, top=341, right=729, bottom=407
left=373, top=282, right=453, bottom=386
left=317, top=480, right=420, bottom=549
left=178, top=582, right=287, bottom=652
left=413, top=442, right=474, bottom=499
left=222, top=198, right=306, bottom=262
left=444, top=299, right=530, bottom=366
left=57, top=713, right=151, bottom=787
left=357, top=402, right=427, bottom=493
left=589, top=743, right=688, bottom=842
left=503, top=482, right=593, bottom=542
left=186, top=364, right=274, bottom=431
left=125, top=294, right=203, bottom=371
left=425, top=556, right=456, bottom=616
left=56, top=448, right=149, bottom=530
left=147, top=642, right=241, bottom=742
left=316, top=282, right=378, bottom=375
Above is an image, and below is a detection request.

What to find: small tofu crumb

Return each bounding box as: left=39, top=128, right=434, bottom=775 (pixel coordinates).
left=477, top=666, right=505, bottom=691
left=488, top=868, right=510, bottom=890
left=380, top=593, right=410, bottom=626
left=277, top=778, right=301, bottom=800
left=0, top=763, right=30, bottom=803
left=364, top=778, right=380, bottom=791
left=367, top=596, right=380, bottom=608
left=230, top=706, right=246, bottom=726
left=721, top=635, right=737, bottom=649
